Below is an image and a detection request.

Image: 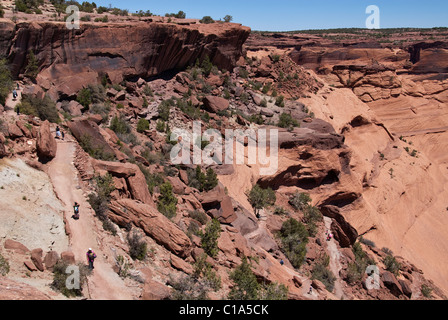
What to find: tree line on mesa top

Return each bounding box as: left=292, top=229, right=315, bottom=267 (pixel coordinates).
left=8, top=0, right=233, bottom=23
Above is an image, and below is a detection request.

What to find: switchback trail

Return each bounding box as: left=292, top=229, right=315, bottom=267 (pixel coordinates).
left=47, top=136, right=134, bottom=300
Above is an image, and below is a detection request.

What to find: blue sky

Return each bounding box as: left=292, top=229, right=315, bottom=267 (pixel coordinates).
left=93, top=0, right=448, bottom=31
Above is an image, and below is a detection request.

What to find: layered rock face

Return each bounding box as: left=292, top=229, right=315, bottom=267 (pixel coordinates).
left=1, top=20, right=250, bottom=99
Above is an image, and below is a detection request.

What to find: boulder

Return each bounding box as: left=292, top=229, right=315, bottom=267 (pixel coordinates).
left=199, top=185, right=236, bottom=224
left=4, top=239, right=30, bottom=254
left=320, top=205, right=358, bottom=247
left=91, top=159, right=154, bottom=206
left=142, top=279, right=171, bottom=300
left=108, top=199, right=192, bottom=257
left=36, top=120, right=57, bottom=161
left=381, top=271, right=403, bottom=297
left=24, top=261, right=37, bottom=272
left=203, top=96, right=229, bottom=113
left=60, top=251, right=76, bottom=264
left=31, top=248, right=45, bottom=272
left=7, top=122, right=24, bottom=139
left=67, top=119, right=115, bottom=160
left=44, top=251, right=60, bottom=270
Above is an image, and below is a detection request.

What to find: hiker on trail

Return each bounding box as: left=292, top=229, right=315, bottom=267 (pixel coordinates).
left=12, top=89, right=17, bottom=100
left=87, top=248, right=97, bottom=270
left=16, top=105, right=20, bottom=116
left=16, top=83, right=20, bottom=90
left=73, top=202, right=80, bottom=220
left=55, top=126, right=62, bottom=139
left=280, top=259, right=284, bottom=266
left=308, top=286, right=313, bottom=295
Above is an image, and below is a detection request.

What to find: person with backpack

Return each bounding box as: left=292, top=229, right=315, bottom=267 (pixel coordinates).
left=73, top=202, right=80, bottom=220
left=86, top=248, right=97, bottom=270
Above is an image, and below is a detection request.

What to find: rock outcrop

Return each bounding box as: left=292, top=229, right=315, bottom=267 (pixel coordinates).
left=36, top=120, right=57, bottom=161
left=108, top=199, right=192, bottom=258
left=2, top=20, right=250, bottom=99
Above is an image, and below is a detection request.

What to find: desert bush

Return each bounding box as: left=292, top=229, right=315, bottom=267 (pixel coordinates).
left=79, top=133, right=115, bottom=161
left=289, top=192, right=312, bottom=211
left=187, top=166, right=218, bottom=192
left=17, top=95, right=60, bottom=123
left=311, top=254, right=336, bottom=292
left=228, top=256, right=260, bottom=300
left=157, top=182, right=178, bottom=219
left=247, top=184, right=276, bottom=217
left=0, top=59, right=13, bottom=105
left=170, top=274, right=210, bottom=300
left=421, top=284, right=433, bottom=298
left=51, top=260, right=90, bottom=297
left=137, top=118, right=150, bottom=133
left=165, top=10, right=186, bottom=19
left=346, top=242, right=376, bottom=284
left=189, top=209, right=208, bottom=225
left=193, top=253, right=221, bottom=291
left=0, top=254, right=10, bottom=276
left=278, top=113, right=299, bottom=129
left=383, top=255, right=401, bottom=276
left=87, top=173, right=115, bottom=222
left=15, top=0, right=44, bottom=14
left=199, top=218, right=221, bottom=258
left=158, top=99, right=175, bottom=121
left=200, top=16, right=214, bottom=24
left=279, top=218, right=309, bottom=268
left=127, top=231, right=147, bottom=261
left=223, top=15, right=233, bottom=22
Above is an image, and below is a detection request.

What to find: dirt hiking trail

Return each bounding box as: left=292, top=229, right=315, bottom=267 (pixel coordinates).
left=47, top=136, right=134, bottom=300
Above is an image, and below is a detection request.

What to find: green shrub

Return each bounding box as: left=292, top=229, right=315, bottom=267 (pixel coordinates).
left=346, top=242, right=376, bottom=284
left=189, top=210, right=208, bottom=225
left=17, top=95, right=60, bottom=123
left=223, top=15, right=233, bottom=23
left=383, top=255, right=401, bottom=276
left=258, top=282, right=288, bottom=300
left=157, top=182, right=178, bottom=218
left=158, top=99, right=175, bottom=121
left=200, top=16, right=215, bottom=24
left=170, top=274, right=210, bottom=300
left=51, top=260, right=90, bottom=297
left=87, top=173, right=115, bottom=222
left=311, top=255, right=336, bottom=292
left=228, top=256, right=260, bottom=300
left=79, top=133, right=115, bottom=161
left=24, top=50, right=39, bottom=79
left=0, top=254, right=10, bottom=276
left=289, top=192, right=312, bottom=211
left=0, top=59, right=13, bottom=105
left=279, top=218, right=309, bottom=268
left=247, top=184, right=276, bottom=217
left=110, top=115, right=131, bottom=135
left=15, top=0, right=44, bottom=14
left=165, top=10, right=186, bottom=19
left=278, top=113, right=299, bottom=129
left=200, top=218, right=221, bottom=258
left=275, top=95, right=285, bottom=107
left=137, top=118, right=150, bottom=133
left=193, top=253, right=221, bottom=291
left=421, top=284, right=433, bottom=298
left=127, top=231, right=147, bottom=261
left=0, top=5, right=5, bottom=18
left=187, top=166, right=218, bottom=192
